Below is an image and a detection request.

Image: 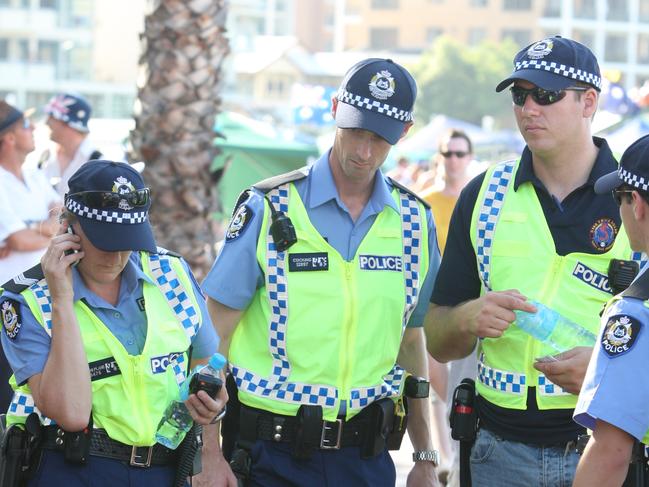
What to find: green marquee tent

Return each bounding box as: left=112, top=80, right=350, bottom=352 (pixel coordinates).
left=212, top=112, right=319, bottom=219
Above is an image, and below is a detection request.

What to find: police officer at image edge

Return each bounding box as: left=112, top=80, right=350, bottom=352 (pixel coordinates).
left=0, top=160, right=226, bottom=486
left=203, top=57, right=442, bottom=486
left=573, top=134, right=649, bottom=487
left=426, top=35, right=642, bottom=487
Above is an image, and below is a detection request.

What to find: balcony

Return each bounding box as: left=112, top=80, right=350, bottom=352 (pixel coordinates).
left=0, top=61, right=56, bottom=88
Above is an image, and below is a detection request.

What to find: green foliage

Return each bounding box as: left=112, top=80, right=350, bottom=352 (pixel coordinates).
left=410, top=36, right=519, bottom=128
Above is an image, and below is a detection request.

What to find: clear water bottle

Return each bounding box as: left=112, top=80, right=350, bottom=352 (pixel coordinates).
left=514, top=301, right=596, bottom=353
left=155, top=353, right=226, bottom=449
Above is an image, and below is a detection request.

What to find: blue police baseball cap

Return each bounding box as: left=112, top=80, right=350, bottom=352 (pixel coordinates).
left=335, top=58, right=417, bottom=145
left=595, top=134, right=649, bottom=195
left=44, top=93, right=92, bottom=133
left=496, top=36, right=602, bottom=93
left=65, top=160, right=157, bottom=253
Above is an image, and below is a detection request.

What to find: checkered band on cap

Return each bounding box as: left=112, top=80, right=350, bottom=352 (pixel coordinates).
left=476, top=160, right=517, bottom=291
left=66, top=198, right=148, bottom=224
left=620, top=167, right=649, bottom=192
left=337, top=89, right=413, bottom=122
left=514, top=59, right=602, bottom=90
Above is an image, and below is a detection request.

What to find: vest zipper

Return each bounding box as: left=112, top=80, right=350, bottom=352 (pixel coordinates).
left=339, top=261, right=356, bottom=418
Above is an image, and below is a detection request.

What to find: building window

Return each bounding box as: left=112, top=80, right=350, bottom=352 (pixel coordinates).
left=112, top=94, right=133, bottom=118
left=503, top=0, right=531, bottom=10
left=0, top=39, right=8, bottom=61
left=502, top=29, right=531, bottom=46
left=369, top=27, right=398, bottom=50
left=17, top=39, right=29, bottom=61
left=543, top=0, right=561, bottom=16
left=468, top=28, right=487, bottom=46
left=40, top=0, right=58, bottom=8
left=371, top=0, right=398, bottom=8
left=266, top=77, right=288, bottom=98
left=426, top=27, right=443, bottom=44
left=470, top=0, right=487, bottom=5
left=641, top=0, right=649, bottom=22
left=574, top=0, right=596, bottom=18
left=605, top=33, right=627, bottom=63
left=37, top=40, right=58, bottom=63
left=25, top=92, right=56, bottom=112
left=638, top=34, right=649, bottom=64
left=607, top=0, right=628, bottom=21
left=572, top=30, right=595, bottom=51
left=0, top=0, right=10, bottom=6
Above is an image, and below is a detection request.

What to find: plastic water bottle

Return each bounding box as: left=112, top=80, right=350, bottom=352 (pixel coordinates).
left=155, top=353, right=226, bottom=449
left=513, top=301, right=596, bottom=353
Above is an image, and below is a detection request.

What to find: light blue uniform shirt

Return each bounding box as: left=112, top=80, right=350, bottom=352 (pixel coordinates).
left=202, top=149, right=441, bottom=327
left=574, top=283, right=649, bottom=442
left=1, top=252, right=218, bottom=386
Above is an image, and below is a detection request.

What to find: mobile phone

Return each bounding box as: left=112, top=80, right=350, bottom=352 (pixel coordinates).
left=535, top=355, right=559, bottom=363
left=188, top=372, right=222, bottom=399
left=65, top=225, right=80, bottom=265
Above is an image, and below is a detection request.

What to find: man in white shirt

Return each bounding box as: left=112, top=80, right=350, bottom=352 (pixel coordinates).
left=38, top=93, right=102, bottom=197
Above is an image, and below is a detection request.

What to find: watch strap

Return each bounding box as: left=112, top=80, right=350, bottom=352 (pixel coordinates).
left=412, top=449, right=440, bottom=466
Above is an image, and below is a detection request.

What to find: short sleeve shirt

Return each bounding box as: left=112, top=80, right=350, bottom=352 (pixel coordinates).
left=0, top=252, right=218, bottom=386
left=203, top=149, right=441, bottom=328
left=574, top=281, right=649, bottom=441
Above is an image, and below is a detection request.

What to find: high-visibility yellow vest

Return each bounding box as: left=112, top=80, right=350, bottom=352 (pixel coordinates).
left=229, top=182, right=430, bottom=421
left=5, top=252, right=202, bottom=446
left=470, top=160, right=637, bottom=410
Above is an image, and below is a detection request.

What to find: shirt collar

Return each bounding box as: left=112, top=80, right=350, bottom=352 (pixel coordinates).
left=513, top=137, right=616, bottom=191
left=307, top=149, right=399, bottom=214
left=72, top=252, right=153, bottom=305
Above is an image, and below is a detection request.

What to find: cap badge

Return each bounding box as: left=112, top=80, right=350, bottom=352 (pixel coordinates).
left=369, top=70, right=396, bottom=100
left=112, top=176, right=136, bottom=210
left=527, top=39, right=554, bottom=60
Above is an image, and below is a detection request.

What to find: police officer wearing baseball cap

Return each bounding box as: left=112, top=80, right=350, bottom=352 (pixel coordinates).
left=40, top=93, right=103, bottom=198
left=573, top=134, right=649, bottom=486
left=0, top=160, right=229, bottom=486
left=426, top=36, right=638, bottom=486
left=202, top=58, right=441, bottom=486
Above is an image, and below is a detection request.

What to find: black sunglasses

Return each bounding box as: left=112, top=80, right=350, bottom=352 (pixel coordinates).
left=441, top=151, right=469, bottom=158
left=510, top=86, right=589, bottom=106
left=612, top=188, right=634, bottom=206
left=68, top=188, right=151, bottom=209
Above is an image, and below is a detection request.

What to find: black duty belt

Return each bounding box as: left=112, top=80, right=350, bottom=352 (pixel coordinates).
left=43, top=426, right=177, bottom=467
left=240, top=405, right=367, bottom=449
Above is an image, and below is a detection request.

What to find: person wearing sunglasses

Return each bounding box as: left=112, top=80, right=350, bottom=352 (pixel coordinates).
left=573, top=134, right=649, bottom=487
left=38, top=93, right=103, bottom=198
left=0, top=160, right=231, bottom=486
left=425, top=36, right=638, bottom=486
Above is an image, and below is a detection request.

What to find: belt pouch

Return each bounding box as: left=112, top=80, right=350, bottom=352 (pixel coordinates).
left=360, top=398, right=394, bottom=459
left=292, top=405, right=322, bottom=460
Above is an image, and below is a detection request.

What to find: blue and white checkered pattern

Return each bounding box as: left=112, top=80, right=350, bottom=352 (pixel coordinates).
left=349, top=189, right=422, bottom=409
left=537, top=375, right=570, bottom=396
left=337, top=89, right=413, bottom=122
left=31, top=279, right=53, bottom=334
left=476, top=160, right=517, bottom=291
left=232, top=184, right=338, bottom=407
left=65, top=198, right=148, bottom=224
left=632, top=251, right=649, bottom=269
left=620, top=167, right=649, bottom=192
left=9, top=391, right=52, bottom=425
left=148, top=254, right=200, bottom=341
left=514, top=59, right=602, bottom=90
left=478, top=353, right=526, bottom=395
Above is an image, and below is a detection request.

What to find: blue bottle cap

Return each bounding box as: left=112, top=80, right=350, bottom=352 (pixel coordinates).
left=208, top=352, right=226, bottom=370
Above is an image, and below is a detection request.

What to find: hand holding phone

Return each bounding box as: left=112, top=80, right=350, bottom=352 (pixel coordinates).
left=64, top=225, right=80, bottom=266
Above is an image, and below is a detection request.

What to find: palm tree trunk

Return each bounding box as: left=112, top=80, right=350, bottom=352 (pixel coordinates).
left=129, top=0, right=229, bottom=280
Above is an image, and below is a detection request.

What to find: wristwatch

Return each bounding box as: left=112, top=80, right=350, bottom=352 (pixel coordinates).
left=412, top=450, right=440, bottom=466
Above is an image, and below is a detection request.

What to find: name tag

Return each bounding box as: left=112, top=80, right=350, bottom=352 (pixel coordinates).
left=572, top=262, right=611, bottom=293
left=359, top=255, right=402, bottom=271
left=150, top=352, right=183, bottom=374
left=88, top=357, right=121, bottom=381
left=288, top=253, right=329, bottom=272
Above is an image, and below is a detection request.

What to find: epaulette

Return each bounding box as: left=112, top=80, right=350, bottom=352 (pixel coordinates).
left=387, top=177, right=430, bottom=209
left=621, top=269, right=649, bottom=301
left=155, top=247, right=182, bottom=258
left=231, top=167, right=310, bottom=216
left=1, top=264, right=44, bottom=294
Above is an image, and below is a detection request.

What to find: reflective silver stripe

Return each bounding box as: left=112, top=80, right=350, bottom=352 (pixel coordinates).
left=475, top=160, right=516, bottom=291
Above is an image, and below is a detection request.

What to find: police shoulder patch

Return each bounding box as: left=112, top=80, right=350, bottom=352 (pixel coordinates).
left=226, top=203, right=253, bottom=242
left=1, top=299, right=22, bottom=340
left=601, top=314, right=641, bottom=357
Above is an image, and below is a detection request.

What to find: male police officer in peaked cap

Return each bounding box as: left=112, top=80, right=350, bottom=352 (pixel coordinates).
left=0, top=160, right=229, bottom=486
left=426, top=35, right=638, bottom=485
left=203, top=58, right=442, bottom=486
left=574, top=134, right=649, bottom=486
